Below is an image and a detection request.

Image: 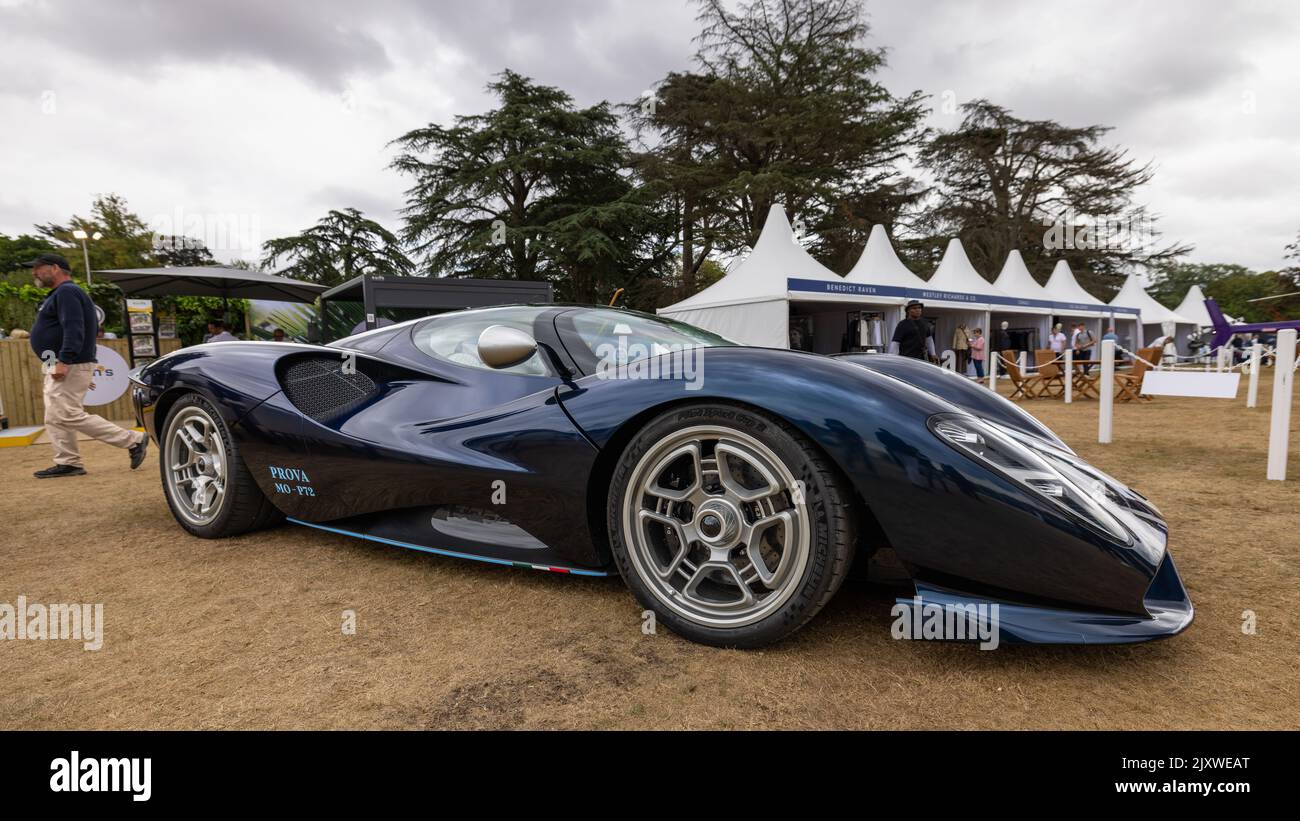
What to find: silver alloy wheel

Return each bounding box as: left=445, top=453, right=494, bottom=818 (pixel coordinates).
left=164, top=406, right=228, bottom=527
left=621, top=425, right=811, bottom=628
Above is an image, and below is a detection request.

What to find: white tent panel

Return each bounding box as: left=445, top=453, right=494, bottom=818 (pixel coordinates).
left=1110, top=274, right=1196, bottom=325
left=1174, top=284, right=1214, bottom=327
left=921, top=239, right=1007, bottom=307
left=1042, top=262, right=1140, bottom=350
left=1110, top=275, right=1197, bottom=355
left=1044, top=260, right=1107, bottom=307
left=660, top=204, right=837, bottom=313
left=665, top=298, right=790, bottom=349
left=807, top=225, right=919, bottom=343
left=845, top=225, right=928, bottom=290
left=991, top=251, right=1056, bottom=316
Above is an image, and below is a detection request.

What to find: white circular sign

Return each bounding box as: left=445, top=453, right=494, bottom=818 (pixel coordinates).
left=85, top=344, right=130, bottom=406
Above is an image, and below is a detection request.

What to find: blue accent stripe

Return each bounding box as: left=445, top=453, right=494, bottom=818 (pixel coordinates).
left=286, top=517, right=611, bottom=577
left=786, top=277, right=1142, bottom=315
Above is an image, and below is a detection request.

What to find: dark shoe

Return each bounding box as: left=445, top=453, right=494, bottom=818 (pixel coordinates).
left=34, top=464, right=87, bottom=479
left=129, top=434, right=149, bottom=470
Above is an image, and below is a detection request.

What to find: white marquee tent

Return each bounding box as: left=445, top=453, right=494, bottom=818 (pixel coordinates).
left=911, top=239, right=1007, bottom=370
left=846, top=225, right=929, bottom=293
left=1043, top=260, right=1125, bottom=350
left=1110, top=274, right=1198, bottom=355
left=841, top=224, right=926, bottom=318
left=1044, top=259, right=1108, bottom=310
left=657, top=205, right=842, bottom=348
left=991, top=251, right=1055, bottom=355
left=1174, top=284, right=1215, bottom=327
left=822, top=224, right=931, bottom=351
left=658, top=205, right=1153, bottom=367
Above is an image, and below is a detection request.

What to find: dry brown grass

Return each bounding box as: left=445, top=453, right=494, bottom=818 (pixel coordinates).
left=2, top=369, right=1298, bottom=729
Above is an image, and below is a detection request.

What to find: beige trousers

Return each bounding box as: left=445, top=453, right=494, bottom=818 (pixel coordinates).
left=43, top=362, right=142, bottom=467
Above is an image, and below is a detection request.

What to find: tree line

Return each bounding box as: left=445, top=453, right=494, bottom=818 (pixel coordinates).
left=4, top=0, right=1299, bottom=333
left=260, top=0, right=1287, bottom=312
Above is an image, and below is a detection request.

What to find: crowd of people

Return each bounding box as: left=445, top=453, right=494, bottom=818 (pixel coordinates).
left=889, top=302, right=1129, bottom=379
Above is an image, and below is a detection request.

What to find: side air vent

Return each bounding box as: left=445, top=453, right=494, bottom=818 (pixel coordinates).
left=280, top=355, right=380, bottom=421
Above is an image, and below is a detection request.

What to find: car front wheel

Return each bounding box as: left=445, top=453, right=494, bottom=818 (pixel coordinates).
left=160, top=393, right=283, bottom=538
left=608, top=404, right=856, bottom=648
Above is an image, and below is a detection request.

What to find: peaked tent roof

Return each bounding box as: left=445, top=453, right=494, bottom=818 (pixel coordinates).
left=992, top=250, right=1056, bottom=313
left=659, top=205, right=840, bottom=312
left=1109, top=274, right=1196, bottom=325
left=1174, top=284, right=1215, bottom=326
left=1043, top=260, right=1107, bottom=306
left=844, top=224, right=927, bottom=289
left=923, top=238, right=1008, bottom=301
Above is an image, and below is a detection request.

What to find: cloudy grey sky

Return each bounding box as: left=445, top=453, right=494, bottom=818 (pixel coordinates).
left=1, top=0, right=1297, bottom=271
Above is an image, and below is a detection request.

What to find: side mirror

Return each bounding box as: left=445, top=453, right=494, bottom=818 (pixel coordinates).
left=477, top=324, right=538, bottom=369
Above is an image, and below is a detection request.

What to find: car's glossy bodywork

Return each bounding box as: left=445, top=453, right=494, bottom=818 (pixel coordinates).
left=131, top=306, right=1192, bottom=644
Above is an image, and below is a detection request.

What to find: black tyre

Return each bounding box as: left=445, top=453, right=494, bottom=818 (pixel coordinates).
left=608, top=403, right=856, bottom=648
left=159, top=393, right=283, bottom=538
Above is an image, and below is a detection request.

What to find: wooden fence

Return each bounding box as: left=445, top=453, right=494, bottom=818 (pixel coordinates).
left=0, top=338, right=183, bottom=427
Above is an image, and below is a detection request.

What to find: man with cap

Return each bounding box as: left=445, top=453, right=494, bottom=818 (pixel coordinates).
left=24, top=252, right=148, bottom=478
left=889, top=300, right=936, bottom=361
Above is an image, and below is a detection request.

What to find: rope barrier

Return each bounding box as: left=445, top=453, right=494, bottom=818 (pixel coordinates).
left=986, top=344, right=1285, bottom=378
left=1114, top=345, right=1161, bottom=370
left=990, top=351, right=1070, bottom=369
left=1110, top=344, right=1284, bottom=374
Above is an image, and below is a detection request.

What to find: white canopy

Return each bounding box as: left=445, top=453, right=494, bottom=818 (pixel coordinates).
left=1174, top=284, right=1215, bottom=327
left=844, top=225, right=928, bottom=291
left=1109, top=274, right=1196, bottom=325
left=1043, top=260, right=1108, bottom=310
left=992, top=250, right=1055, bottom=315
left=918, top=238, right=1008, bottom=308
left=660, top=205, right=836, bottom=311
left=658, top=205, right=840, bottom=347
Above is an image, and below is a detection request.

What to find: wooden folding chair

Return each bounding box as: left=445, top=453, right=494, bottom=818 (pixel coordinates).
left=1033, top=349, right=1066, bottom=399
left=1001, top=350, right=1045, bottom=400
left=1114, top=346, right=1159, bottom=402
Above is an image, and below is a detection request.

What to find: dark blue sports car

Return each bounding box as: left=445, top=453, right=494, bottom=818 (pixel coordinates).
left=130, top=305, right=1192, bottom=648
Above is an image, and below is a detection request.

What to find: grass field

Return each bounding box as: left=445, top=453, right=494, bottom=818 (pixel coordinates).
left=2, top=369, right=1298, bottom=729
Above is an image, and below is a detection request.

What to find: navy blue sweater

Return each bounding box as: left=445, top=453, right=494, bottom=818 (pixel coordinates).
left=30, top=281, right=98, bottom=365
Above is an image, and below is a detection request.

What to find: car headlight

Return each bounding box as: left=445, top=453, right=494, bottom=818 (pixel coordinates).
left=929, top=413, right=1133, bottom=545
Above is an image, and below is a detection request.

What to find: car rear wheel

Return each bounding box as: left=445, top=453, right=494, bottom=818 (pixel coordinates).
left=160, top=393, right=283, bottom=538
left=608, top=404, right=856, bottom=648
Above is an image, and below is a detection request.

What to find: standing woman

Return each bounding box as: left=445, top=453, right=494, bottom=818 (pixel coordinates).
left=1049, top=323, right=1067, bottom=354
left=969, top=328, right=986, bottom=379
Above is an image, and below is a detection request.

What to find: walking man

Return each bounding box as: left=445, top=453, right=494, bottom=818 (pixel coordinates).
left=1072, top=322, right=1096, bottom=375
left=24, top=253, right=148, bottom=478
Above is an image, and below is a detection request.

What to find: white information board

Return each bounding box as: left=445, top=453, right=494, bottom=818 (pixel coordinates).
left=1141, top=371, right=1240, bottom=399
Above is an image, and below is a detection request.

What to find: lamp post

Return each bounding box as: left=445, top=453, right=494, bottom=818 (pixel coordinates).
left=71, top=228, right=103, bottom=288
